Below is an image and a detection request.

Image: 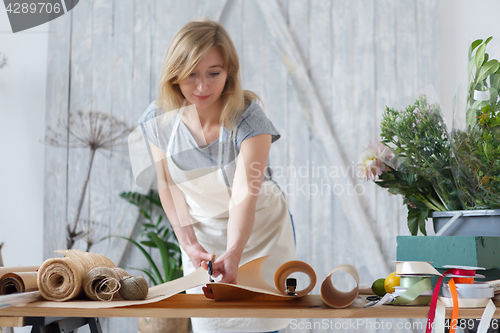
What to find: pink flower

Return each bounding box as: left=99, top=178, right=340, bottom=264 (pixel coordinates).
left=356, top=141, right=394, bottom=181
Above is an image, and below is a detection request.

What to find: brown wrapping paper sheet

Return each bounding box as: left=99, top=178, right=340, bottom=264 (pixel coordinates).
left=8, top=256, right=361, bottom=309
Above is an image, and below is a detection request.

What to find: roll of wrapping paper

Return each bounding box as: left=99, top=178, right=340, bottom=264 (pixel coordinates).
left=37, top=249, right=116, bottom=301
left=0, top=266, right=39, bottom=277
left=0, top=272, right=38, bottom=295
left=320, top=264, right=359, bottom=308
left=209, top=257, right=362, bottom=309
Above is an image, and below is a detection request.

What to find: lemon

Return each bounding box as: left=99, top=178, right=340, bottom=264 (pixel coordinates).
left=371, top=278, right=386, bottom=296
left=384, top=271, right=400, bottom=293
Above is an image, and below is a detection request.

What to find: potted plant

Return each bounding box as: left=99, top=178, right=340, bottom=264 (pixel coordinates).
left=117, top=190, right=188, bottom=333
left=356, top=37, right=500, bottom=236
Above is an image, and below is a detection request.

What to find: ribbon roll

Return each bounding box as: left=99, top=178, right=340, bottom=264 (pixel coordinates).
left=438, top=296, right=491, bottom=308
left=450, top=268, right=475, bottom=277
left=391, top=277, right=432, bottom=306
left=396, top=261, right=442, bottom=276
left=399, top=276, right=428, bottom=288
left=274, top=260, right=316, bottom=297
left=442, top=284, right=494, bottom=299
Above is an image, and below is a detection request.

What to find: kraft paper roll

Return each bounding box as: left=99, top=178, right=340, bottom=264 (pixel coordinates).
left=37, top=249, right=116, bottom=302
left=0, top=266, right=39, bottom=278
left=209, top=258, right=361, bottom=309
left=274, top=260, right=317, bottom=297
left=0, top=272, right=38, bottom=295
left=320, top=264, right=359, bottom=308
left=208, top=256, right=317, bottom=301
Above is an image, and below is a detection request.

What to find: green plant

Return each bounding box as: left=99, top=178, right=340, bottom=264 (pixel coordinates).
left=117, top=191, right=183, bottom=285
left=452, top=37, right=500, bottom=210
left=357, top=37, right=500, bottom=236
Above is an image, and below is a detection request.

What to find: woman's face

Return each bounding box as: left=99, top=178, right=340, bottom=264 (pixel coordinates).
left=179, top=47, right=228, bottom=112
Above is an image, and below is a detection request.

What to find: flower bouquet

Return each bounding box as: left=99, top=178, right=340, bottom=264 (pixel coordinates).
left=357, top=37, right=500, bottom=236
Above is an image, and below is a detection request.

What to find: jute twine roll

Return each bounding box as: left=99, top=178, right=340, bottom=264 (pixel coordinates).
left=37, top=249, right=116, bottom=301
left=119, top=275, right=149, bottom=300
left=83, top=267, right=131, bottom=301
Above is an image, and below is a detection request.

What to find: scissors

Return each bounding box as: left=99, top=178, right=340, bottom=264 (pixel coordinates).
left=208, top=250, right=216, bottom=283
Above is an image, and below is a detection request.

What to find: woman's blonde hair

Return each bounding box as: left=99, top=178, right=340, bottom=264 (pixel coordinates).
left=157, top=18, right=258, bottom=133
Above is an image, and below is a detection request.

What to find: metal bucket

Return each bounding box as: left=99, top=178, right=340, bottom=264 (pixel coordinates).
left=432, top=209, right=500, bottom=236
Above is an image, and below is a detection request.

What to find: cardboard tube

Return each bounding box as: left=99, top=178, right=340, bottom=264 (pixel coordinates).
left=320, top=264, right=359, bottom=308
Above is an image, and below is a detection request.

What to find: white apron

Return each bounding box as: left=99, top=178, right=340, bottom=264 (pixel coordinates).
left=166, top=107, right=296, bottom=333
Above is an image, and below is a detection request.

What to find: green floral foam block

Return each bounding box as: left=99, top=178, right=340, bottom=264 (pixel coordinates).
left=396, top=236, right=500, bottom=281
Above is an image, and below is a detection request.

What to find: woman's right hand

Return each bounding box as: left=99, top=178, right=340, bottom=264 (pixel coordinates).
left=183, top=242, right=212, bottom=269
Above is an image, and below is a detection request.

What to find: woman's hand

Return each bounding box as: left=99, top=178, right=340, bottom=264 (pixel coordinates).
left=202, top=250, right=241, bottom=284
left=184, top=243, right=212, bottom=269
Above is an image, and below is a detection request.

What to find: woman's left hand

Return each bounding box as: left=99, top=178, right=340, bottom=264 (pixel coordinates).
left=201, top=250, right=240, bottom=284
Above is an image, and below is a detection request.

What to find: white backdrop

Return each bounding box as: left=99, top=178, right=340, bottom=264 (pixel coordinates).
left=0, top=7, right=46, bottom=267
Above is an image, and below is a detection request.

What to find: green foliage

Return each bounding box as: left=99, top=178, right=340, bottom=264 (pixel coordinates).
left=380, top=95, right=463, bottom=214
left=375, top=165, right=440, bottom=236
left=365, top=37, right=500, bottom=236
left=118, top=191, right=183, bottom=285
left=452, top=37, right=500, bottom=210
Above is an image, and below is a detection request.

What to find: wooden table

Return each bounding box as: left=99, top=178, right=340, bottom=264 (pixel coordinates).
left=1, top=295, right=500, bottom=332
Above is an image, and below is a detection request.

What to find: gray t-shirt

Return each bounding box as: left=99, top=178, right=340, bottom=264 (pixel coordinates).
left=138, top=100, right=279, bottom=187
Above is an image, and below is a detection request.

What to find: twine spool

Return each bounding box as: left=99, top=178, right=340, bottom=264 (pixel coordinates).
left=119, top=276, right=149, bottom=300
left=37, top=250, right=116, bottom=302
left=83, top=267, right=129, bottom=301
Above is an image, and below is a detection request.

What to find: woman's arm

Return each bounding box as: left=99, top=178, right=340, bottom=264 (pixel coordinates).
left=150, top=143, right=212, bottom=268
left=210, top=133, right=272, bottom=284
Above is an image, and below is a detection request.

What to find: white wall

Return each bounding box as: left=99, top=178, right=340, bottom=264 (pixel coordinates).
left=438, top=0, right=500, bottom=126
left=0, top=9, right=47, bottom=267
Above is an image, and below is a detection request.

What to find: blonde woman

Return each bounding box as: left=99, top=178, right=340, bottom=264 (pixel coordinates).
left=139, top=18, right=295, bottom=333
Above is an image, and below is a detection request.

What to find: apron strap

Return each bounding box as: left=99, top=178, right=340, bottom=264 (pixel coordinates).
left=217, top=125, right=224, bottom=168
left=166, top=107, right=185, bottom=157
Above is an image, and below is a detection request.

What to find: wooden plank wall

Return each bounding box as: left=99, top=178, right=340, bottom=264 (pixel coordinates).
left=44, top=1, right=438, bottom=332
